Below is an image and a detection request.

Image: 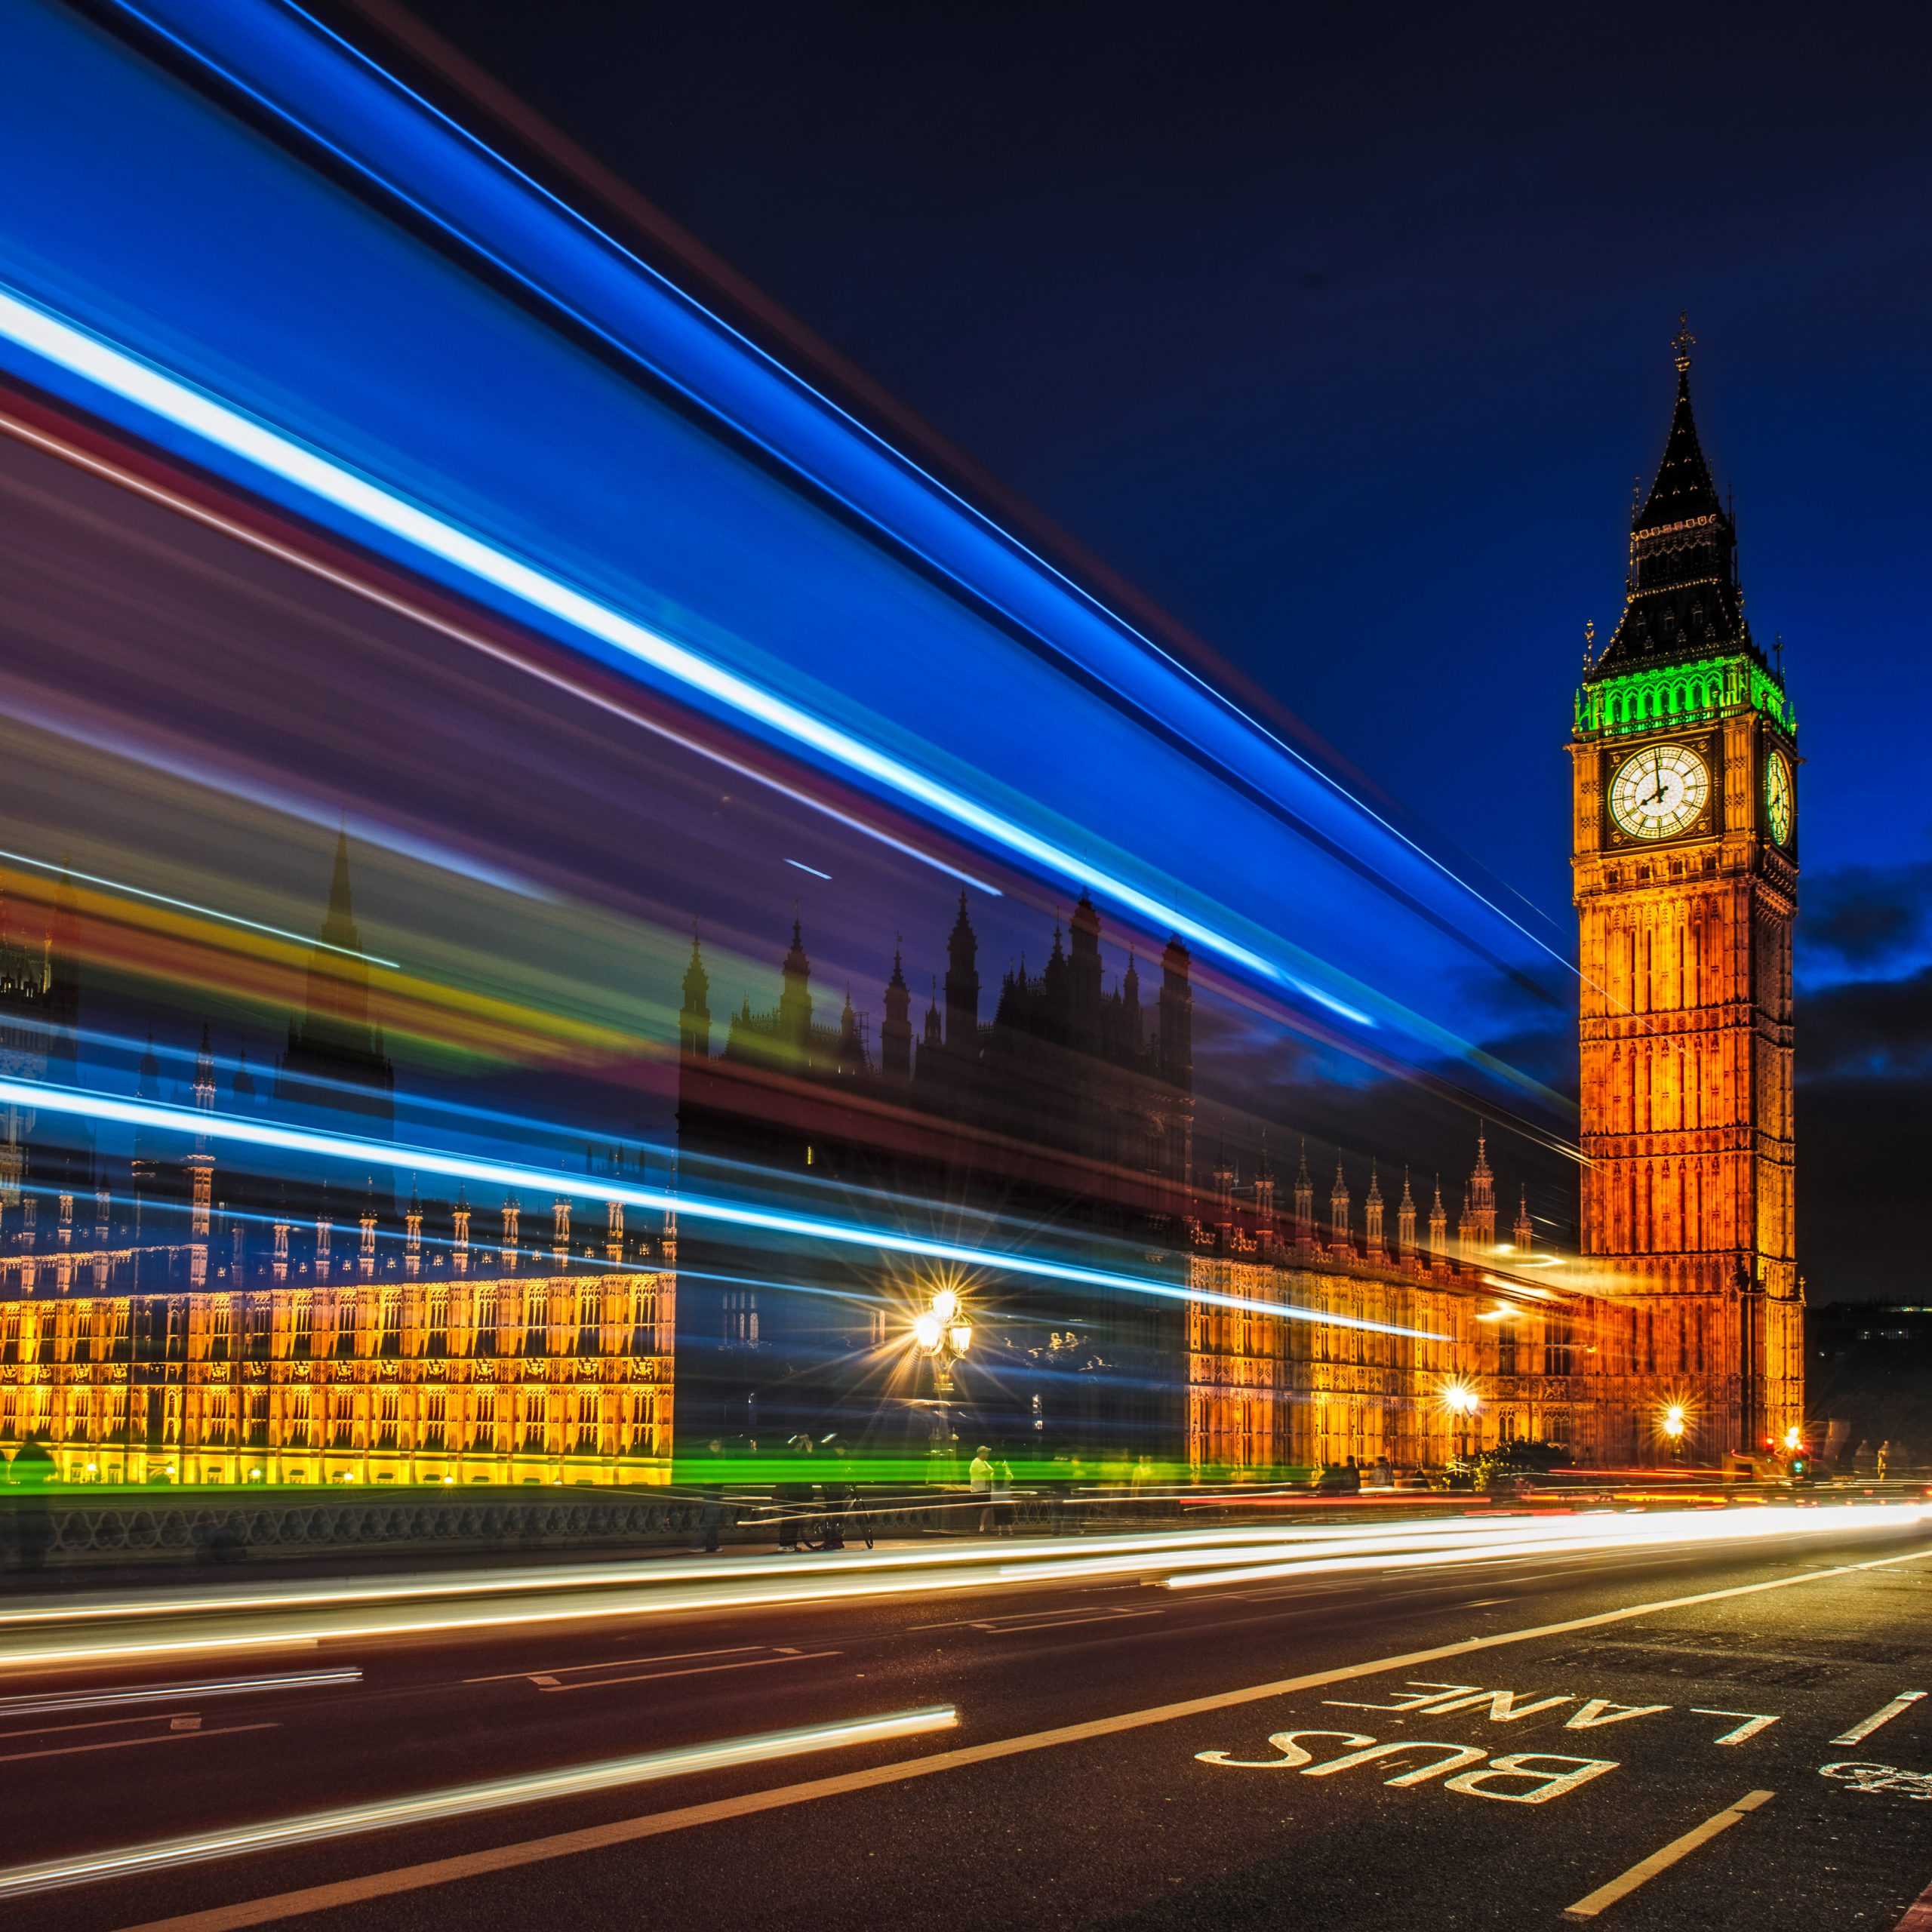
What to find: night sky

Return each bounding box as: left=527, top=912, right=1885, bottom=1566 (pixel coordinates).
left=11, top=4, right=1921, bottom=1297
left=367, top=2, right=1932, bottom=1299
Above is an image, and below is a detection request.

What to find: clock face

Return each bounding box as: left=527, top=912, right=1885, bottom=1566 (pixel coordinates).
left=1608, top=742, right=1710, bottom=841
left=1764, top=749, right=1793, bottom=846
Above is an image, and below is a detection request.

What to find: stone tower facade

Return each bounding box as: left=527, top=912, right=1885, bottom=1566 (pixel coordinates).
left=1570, top=324, right=1803, bottom=1460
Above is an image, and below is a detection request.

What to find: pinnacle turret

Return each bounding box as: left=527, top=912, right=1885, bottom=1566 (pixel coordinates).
left=1595, top=318, right=1752, bottom=675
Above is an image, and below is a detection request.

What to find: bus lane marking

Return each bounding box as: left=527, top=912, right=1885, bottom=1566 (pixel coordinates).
left=1832, top=1690, right=1927, bottom=1746
left=1561, top=1789, right=1774, bottom=1920
left=1691, top=1709, right=1780, bottom=1745
left=1196, top=1727, right=1617, bottom=1802
left=1329, top=1680, right=1776, bottom=1743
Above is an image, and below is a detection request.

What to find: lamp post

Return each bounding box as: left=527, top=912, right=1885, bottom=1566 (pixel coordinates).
left=1661, top=1404, right=1686, bottom=1466
left=1441, top=1380, right=1481, bottom=1469
left=912, top=1283, right=973, bottom=1396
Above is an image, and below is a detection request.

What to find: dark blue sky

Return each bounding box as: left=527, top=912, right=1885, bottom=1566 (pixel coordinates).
left=380, top=0, right=1932, bottom=1291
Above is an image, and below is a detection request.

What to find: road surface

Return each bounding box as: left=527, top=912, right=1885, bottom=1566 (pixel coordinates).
left=4, top=1512, right=1929, bottom=1931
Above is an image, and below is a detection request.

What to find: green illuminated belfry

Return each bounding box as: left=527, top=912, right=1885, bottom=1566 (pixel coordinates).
left=1580, top=317, right=1793, bottom=740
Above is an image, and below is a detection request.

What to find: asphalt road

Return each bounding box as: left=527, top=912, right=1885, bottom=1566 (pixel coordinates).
left=5, top=1518, right=1930, bottom=1932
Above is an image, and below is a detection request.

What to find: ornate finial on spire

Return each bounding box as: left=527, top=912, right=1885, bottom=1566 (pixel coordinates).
left=1582, top=617, right=1595, bottom=672
left=1672, top=310, right=1696, bottom=374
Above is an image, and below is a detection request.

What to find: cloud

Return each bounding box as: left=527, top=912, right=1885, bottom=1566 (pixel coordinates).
left=1800, top=964, right=1932, bottom=1081
left=1798, top=1069, right=1932, bottom=1302
left=1802, top=859, right=1932, bottom=972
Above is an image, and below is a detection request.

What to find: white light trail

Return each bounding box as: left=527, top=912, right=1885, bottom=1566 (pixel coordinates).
left=0, top=1518, right=1509, bottom=1632
left=0, top=283, right=1287, bottom=989
left=0, top=845, right=398, bottom=968
left=1, top=1506, right=1921, bottom=1675
left=1163, top=1501, right=1931, bottom=1591
left=0, top=1705, right=956, bottom=1897
left=0, top=1076, right=1444, bottom=1340
left=0, top=1667, right=360, bottom=1717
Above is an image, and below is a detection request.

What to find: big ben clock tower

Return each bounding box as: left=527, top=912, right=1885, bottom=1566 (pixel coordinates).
left=1571, top=322, right=1803, bottom=1463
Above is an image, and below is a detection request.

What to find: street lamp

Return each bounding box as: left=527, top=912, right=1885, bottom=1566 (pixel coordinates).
left=1661, top=1404, right=1686, bottom=1464
left=912, top=1281, right=972, bottom=1394
left=1440, top=1379, right=1481, bottom=1466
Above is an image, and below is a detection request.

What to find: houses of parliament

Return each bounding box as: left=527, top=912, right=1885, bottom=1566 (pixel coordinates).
left=0, top=334, right=1802, bottom=1484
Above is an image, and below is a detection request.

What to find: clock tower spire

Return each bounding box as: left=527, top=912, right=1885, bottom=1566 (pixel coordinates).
left=1571, top=326, right=1802, bottom=1463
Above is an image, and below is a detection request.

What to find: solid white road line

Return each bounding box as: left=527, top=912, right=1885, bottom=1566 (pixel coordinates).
left=1561, top=1789, right=1774, bottom=1920
left=0, top=1721, right=275, bottom=1767
left=105, top=1543, right=1932, bottom=1932
left=1832, top=1690, right=1927, bottom=1746
left=0, top=1714, right=201, bottom=1745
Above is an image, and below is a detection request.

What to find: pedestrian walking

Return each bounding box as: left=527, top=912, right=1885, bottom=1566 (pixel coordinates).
left=969, top=1443, right=995, bottom=1534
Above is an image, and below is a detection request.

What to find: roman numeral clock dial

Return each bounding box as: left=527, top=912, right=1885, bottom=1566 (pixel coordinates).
left=1765, top=747, right=1794, bottom=845
left=1607, top=741, right=1709, bottom=840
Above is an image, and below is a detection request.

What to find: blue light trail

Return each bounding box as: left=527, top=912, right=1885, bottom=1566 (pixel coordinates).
left=0, top=1076, right=1443, bottom=1340
left=0, top=0, right=1583, bottom=1110
left=0, top=284, right=1286, bottom=989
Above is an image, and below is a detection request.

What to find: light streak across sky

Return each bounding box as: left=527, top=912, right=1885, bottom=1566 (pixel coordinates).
left=0, top=400, right=1001, bottom=900
left=0, top=1076, right=1444, bottom=1340
left=0, top=283, right=1289, bottom=991
left=116, top=0, right=1583, bottom=1002
left=0, top=845, right=398, bottom=968
left=0, top=1, right=1621, bottom=1118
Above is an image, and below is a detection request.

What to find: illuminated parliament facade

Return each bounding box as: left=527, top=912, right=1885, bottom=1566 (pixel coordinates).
left=0, top=335, right=1799, bottom=1485
left=0, top=841, right=675, bottom=1487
